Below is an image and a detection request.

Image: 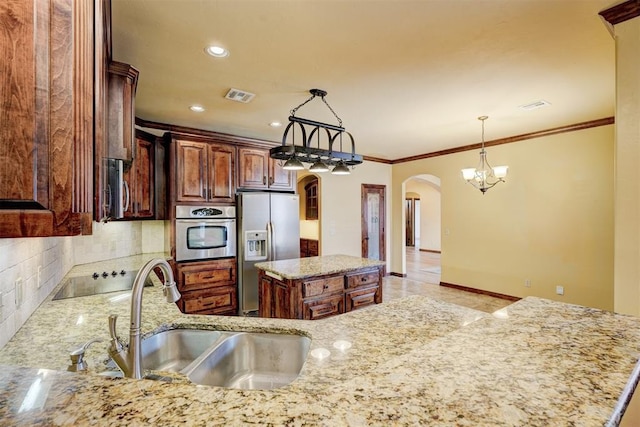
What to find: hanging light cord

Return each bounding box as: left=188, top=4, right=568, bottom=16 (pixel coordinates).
left=290, top=90, right=343, bottom=127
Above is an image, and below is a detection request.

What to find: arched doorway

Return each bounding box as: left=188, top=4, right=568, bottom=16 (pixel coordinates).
left=403, top=174, right=441, bottom=284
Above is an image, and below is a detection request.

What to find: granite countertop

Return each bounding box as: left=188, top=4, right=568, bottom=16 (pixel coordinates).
left=255, top=254, right=386, bottom=280
left=0, top=254, right=640, bottom=425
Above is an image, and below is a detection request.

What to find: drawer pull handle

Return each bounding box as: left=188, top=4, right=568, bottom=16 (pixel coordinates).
left=202, top=275, right=214, bottom=280
left=202, top=301, right=216, bottom=307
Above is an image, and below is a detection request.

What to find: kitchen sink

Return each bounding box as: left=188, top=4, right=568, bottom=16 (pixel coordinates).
left=140, top=329, right=228, bottom=372
left=112, top=329, right=310, bottom=389
left=184, top=332, right=311, bottom=390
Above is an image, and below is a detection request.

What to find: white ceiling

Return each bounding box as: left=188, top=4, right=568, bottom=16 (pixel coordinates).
left=111, top=0, right=615, bottom=162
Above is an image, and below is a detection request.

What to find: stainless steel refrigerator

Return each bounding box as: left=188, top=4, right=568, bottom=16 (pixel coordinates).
left=237, top=192, right=300, bottom=315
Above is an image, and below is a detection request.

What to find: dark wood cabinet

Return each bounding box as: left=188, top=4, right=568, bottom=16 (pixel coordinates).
left=172, top=137, right=235, bottom=205
left=106, top=61, right=138, bottom=161
left=237, top=147, right=294, bottom=191
left=305, top=180, right=318, bottom=219
left=175, top=258, right=237, bottom=315
left=123, top=133, right=155, bottom=218
left=258, top=266, right=382, bottom=320
left=300, top=238, right=319, bottom=258
left=0, top=0, right=95, bottom=237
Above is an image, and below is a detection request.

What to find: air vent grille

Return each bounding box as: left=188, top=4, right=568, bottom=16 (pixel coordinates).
left=519, top=100, right=551, bottom=111
left=224, top=88, right=255, bottom=103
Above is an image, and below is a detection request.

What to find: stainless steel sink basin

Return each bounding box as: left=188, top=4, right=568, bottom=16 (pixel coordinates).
left=184, top=332, right=311, bottom=390
left=110, top=329, right=310, bottom=389
left=140, top=329, right=226, bottom=372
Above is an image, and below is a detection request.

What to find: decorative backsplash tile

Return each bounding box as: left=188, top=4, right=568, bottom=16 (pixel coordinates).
left=0, top=220, right=168, bottom=349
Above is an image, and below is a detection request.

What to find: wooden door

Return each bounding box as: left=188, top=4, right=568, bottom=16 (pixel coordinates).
left=208, top=144, right=235, bottom=203
left=361, top=184, right=386, bottom=261
left=133, top=138, right=154, bottom=217
left=238, top=147, right=268, bottom=189
left=176, top=140, right=208, bottom=203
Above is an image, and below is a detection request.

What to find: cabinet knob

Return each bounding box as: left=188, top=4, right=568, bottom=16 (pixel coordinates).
left=263, top=176, right=267, bottom=185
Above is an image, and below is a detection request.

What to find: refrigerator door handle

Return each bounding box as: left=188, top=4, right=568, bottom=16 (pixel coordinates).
left=266, top=221, right=274, bottom=261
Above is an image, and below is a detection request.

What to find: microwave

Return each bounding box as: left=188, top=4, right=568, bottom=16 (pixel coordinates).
left=175, top=206, right=236, bottom=262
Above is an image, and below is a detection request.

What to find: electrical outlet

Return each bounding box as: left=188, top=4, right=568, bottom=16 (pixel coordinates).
left=524, top=279, right=531, bottom=288
left=556, top=285, right=564, bottom=296
left=15, top=278, right=23, bottom=308
left=37, top=265, right=42, bottom=289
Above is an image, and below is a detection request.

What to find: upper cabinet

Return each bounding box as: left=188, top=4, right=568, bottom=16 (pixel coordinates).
left=123, top=131, right=155, bottom=219
left=169, top=135, right=236, bottom=205
left=237, top=147, right=294, bottom=191
left=107, top=61, right=139, bottom=161
left=305, top=179, right=319, bottom=220
left=0, top=0, right=97, bottom=237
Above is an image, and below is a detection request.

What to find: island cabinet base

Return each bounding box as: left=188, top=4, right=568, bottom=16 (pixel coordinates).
left=258, top=266, right=383, bottom=320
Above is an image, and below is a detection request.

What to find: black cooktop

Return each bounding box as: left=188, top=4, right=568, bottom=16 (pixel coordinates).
left=52, top=270, right=144, bottom=300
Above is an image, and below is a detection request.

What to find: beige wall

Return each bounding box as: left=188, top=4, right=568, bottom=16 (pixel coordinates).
left=301, top=161, right=392, bottom=266
left=392, top=124, right=615, bottom=310
left=612, top=18, right=640, bottom=316
left=406, top=177, right=442, bottom=252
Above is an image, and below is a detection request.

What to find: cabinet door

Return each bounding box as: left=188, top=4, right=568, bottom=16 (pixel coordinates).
left=208, top=144, right=235, bottom=203
left=238, top=147, right=269, bottom=189
left=273, top=279, right=294, bottom=319
left=259, top=275, right=273, bottom=318
left=124, top=137, right=154, bottom=218
left=0, top=0, right=93, bottom=237
left=269, top=158, right=294, bottom=191
left=176, top=140, right=208, bottom=203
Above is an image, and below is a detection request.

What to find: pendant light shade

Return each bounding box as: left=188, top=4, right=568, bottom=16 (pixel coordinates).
left=461, top=116, right=508, bottom=194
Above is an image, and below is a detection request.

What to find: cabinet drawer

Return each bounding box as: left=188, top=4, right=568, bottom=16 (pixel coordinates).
left=346, top=269, right=380, bottom=289
left=302, top=275, right=344, bottom=298
left=177, top=258, right=236, bottom=292
left=181, top=287, right=237, bottom=314
left=303, top=294, right=344, bottom=320
left=345, top=286, right=379, bottom=311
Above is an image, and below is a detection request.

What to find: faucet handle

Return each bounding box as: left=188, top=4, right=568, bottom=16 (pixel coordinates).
left=67, top=338, right=104, bottom=372
left=108, top=314, right=123, bottom=352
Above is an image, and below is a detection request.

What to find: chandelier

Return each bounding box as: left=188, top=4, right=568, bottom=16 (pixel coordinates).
left=461, top=116, right=508, bottom=194
left=269, top=89, right=363, bottom=175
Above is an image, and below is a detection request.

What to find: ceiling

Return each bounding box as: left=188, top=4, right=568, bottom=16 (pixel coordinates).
left=111, top=0, right=616, bottom=162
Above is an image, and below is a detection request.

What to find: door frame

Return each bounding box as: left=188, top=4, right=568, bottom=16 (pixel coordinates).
left=361, top=184, right=386, bottom=260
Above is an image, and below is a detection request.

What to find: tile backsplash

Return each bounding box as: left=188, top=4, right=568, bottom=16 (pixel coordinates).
left=0, top=220, right=168, bottom=349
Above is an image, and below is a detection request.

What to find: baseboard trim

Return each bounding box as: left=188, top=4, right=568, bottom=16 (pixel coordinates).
left=439, top=281, right=520, bottom=302
left=419, top=249, right=441, bottom=254
left=390, top=272, right=407, bottom=278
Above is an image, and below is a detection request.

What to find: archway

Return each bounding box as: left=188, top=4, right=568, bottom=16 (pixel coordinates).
left=403, top=174, right=441, bottom=283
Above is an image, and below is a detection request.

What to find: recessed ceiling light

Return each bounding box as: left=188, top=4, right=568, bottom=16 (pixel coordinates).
left=269, top=121, right=282, bottom=127
left=205, top=45, right=229, bottom=58
left=519, top=100, right=551, bottom=111
left=189, top=105, right=205, bottom=112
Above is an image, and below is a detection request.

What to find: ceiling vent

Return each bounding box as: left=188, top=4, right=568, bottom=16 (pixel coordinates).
left=519, top=100, right=551, bottom=111
left=224, top=88, right=255, bottom=103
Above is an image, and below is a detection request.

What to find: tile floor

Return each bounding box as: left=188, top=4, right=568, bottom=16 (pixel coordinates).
left=384, top=248, right=513, bottom=314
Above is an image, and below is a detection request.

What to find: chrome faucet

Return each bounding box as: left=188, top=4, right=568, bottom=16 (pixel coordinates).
left=108, top=258, right=181, bottom=379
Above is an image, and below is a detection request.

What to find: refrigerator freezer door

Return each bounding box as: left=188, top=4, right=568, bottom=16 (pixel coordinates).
left=238, top=193, right=271, bottom=315
left=270, top=193, right=300, bottom=261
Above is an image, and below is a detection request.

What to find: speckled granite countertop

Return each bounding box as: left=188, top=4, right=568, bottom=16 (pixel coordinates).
left=255, top=254, right=385, bottom=279
left=0, top=254, right=639, bottom=425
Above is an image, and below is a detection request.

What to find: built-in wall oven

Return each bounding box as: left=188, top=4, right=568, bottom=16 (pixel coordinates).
left=175, top=205, right=236, bottom=262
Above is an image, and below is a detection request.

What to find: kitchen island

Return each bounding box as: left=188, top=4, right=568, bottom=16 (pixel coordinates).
left=256, top=254, right=386, bottom=319
left=0, top=255, right=640, bottom=425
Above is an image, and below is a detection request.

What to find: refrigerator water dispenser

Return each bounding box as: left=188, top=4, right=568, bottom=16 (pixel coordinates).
left=245, top=230, right=268, bottom=261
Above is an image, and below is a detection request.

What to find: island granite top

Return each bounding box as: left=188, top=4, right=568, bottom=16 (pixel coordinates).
left=0, top=254, right=639, bottom=425
left=255, top=254, right=385, bottom=280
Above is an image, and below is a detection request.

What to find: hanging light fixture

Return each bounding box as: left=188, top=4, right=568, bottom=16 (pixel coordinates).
left=270, top=89, right=363, bottom=175
left=461, top=116, right=508, bottom=194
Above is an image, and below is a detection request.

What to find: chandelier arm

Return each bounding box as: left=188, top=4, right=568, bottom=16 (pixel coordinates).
left=281, top=121, right=307, bottom=151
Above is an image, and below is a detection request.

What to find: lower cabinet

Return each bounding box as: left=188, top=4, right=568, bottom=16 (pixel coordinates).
left=258, top=266, right=382, bottom=320
left=175, top=258, right=237, bottom=315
